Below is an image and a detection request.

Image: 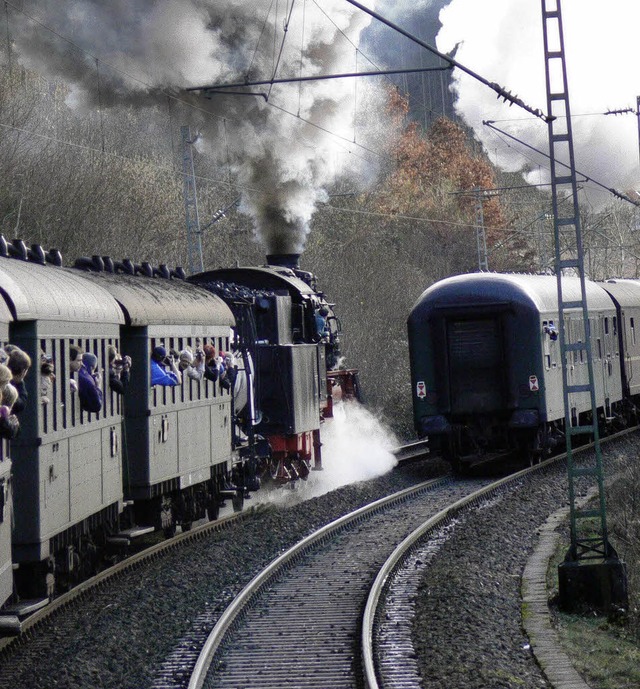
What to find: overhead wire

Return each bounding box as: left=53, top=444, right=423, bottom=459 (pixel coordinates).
left=2, top=0, right=394, bottom=172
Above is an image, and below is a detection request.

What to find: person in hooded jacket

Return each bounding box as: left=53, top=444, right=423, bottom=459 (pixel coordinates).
left=78, top=352, right=103, bottom=413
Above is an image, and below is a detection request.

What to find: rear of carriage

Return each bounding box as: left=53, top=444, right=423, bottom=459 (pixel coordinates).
left=0, top=257, right=126, bottom=602
left=408, top=274, right=622, bottom=471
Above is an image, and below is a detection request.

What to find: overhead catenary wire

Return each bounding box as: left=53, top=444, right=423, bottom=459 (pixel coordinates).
left=483, top=120, right=640, bottom=208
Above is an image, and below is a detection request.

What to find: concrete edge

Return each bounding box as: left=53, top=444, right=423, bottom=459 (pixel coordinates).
left=521, top=493, right=598, bottom=689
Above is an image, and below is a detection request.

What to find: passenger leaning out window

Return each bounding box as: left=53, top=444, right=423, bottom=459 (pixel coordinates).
left=78, top=352, right=103, bottom=414
left=150, top=346, right=181, bottom=387
left=7, top=347, right=31, bottom=416
left=107, top=344, right=132, bottom=395
left=203, top=344, right=219, bottom=383
left=69, top=344, right=84, bottom=392
left=0, top=379, right=19, bottom=439
left=178, top=347, right=204, bottom=381
left=40, top=352, right=55, bottom=405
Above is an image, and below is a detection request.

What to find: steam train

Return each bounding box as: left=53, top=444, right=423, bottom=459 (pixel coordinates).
left=408, top=272, right=640, bottom=472
left=0, top=239, right=357, bottom=632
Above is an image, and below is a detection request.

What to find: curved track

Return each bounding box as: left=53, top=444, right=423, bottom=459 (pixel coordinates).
left=185, top=475, right=492, bottom=689
left=188, top=430, right=635, bottom=689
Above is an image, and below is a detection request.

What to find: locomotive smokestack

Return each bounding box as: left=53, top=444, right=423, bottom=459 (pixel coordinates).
left=266, top=253, right=301, bottom=270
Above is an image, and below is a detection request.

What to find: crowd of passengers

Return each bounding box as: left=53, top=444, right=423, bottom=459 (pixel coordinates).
left=0, top=340, right=236, bottom=440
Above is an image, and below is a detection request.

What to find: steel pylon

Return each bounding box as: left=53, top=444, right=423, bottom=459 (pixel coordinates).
left=542, top=0, right=612, bottom=562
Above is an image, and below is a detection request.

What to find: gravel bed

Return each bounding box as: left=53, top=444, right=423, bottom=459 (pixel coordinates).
left=0, top=456, right=448, bottom=689
left=412, top=435, right=638, bottom=689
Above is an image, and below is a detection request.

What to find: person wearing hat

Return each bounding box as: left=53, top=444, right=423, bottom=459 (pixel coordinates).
left=178, top=347, right=204, bottom=381
left=77, top=352, right=103, bottom=414
left=203, top=344, right=219, bottom=383
left=150, top=345, right=181, bottom=386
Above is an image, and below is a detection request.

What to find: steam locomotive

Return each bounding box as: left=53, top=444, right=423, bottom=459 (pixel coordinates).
left=0, top=239, right=356, bottom=632
left=408, top=273, right=640, bottom=472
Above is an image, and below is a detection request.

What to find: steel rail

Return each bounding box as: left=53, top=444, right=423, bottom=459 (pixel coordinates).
left=361, top=426, right=639, bottom=689
left=187, top=475, right=449, bottom=689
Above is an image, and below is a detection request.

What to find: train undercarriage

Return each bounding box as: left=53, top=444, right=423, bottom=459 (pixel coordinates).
left=435, top=399, right=634, bottom=474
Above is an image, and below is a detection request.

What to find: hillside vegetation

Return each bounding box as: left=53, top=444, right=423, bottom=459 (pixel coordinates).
left=1, top=65, right=638, bottom=435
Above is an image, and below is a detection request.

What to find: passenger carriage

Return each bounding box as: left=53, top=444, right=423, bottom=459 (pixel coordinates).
left=0, top=253, right=126, bottom=598
left=408, top=273, right=624, bottom=470
left=74, top=267, right=237, bottom=532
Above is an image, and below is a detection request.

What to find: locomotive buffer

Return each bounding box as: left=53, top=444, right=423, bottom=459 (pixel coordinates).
left=542, top=0, right=627, bottom=612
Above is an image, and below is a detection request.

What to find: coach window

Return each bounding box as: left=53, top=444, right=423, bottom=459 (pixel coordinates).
left=597, top=337, right=602, bottom=360
left=631, top=318, right=636, bottom=346
left=604, top=317, right=609, bottom=335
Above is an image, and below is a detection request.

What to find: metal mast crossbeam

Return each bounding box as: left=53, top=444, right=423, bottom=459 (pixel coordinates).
left=181, top=126, right=204, bottom=275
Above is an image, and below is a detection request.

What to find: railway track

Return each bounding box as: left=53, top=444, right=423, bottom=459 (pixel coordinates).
left=185, top=429, right=636, bottom=689
left=184, top=475, right=492, bottom=689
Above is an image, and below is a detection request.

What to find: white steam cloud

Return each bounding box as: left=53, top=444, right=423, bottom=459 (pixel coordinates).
left=252, top=401, right=399, bottom=508
left=436, top=0, right=640, bottom=206
left=10, top=0, right=386, bottom=254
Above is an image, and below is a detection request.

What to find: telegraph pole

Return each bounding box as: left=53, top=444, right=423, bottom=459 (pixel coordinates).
left=181, top=126, right=204, bottom=275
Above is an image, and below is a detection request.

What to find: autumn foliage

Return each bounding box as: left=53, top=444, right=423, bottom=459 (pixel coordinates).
left=376, top=89, right=506, bottom=244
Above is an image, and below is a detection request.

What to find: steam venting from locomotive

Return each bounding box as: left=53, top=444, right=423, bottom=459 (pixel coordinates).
left=436, top=0, right=640, bottom=205
left=10, top=0, right=386, bottom=254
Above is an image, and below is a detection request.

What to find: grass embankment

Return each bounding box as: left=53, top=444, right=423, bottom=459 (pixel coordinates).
left=546, top=457, right=640, bottom=689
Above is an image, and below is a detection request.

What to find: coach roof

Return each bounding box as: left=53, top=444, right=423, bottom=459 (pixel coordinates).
left=410, top=273, right=614, bottom=316
left=71, top=269, right=234, bottom=327
left=0, top=256, right=123, bottom=323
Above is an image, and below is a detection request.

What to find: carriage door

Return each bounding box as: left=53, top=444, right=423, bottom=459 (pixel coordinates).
left=446, top=317, right=505, bottom=415
left=602, top=315, right=615, bottom=417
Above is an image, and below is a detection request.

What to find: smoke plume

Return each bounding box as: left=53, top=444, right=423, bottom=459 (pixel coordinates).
left=435, top=0, right=640, bottom=206
left=10, top=0, right=386, bottom=253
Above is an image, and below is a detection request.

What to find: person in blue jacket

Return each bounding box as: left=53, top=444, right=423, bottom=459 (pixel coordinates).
left=78, top=352, right=103, bottom=414
left=150, top=346, right=182, bottom=386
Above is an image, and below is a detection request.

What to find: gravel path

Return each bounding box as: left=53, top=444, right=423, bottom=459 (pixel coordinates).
left=412, top=436, right=637, bottom=689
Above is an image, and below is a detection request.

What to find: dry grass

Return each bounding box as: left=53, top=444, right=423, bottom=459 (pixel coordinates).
left=546, top=452, right=640, bottom=688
